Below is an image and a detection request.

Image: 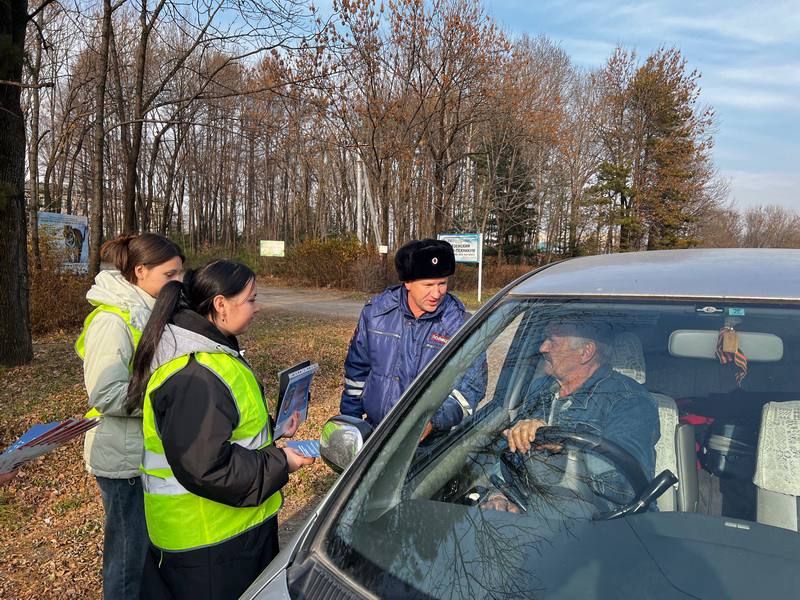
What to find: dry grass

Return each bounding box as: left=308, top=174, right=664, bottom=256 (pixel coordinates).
left=241, top=312, right=354, bottom=534
left=0, top=312, right=354, bottom=600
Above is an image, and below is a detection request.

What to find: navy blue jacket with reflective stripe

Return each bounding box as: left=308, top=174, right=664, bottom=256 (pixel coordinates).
left=340, top=285, right=485, bottom=430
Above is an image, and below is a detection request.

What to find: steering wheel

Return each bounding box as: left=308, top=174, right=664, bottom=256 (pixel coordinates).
left=533, top=427, right=649, bottom=495
left=497, top=426, right=649, bottom=514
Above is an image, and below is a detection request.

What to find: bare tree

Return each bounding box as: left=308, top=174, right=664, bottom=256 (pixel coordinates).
left=741, top=205, right=800, bottom=248
left=16, top=0, right=743, bottom=321
left=89, top=0, right=122, bottom=276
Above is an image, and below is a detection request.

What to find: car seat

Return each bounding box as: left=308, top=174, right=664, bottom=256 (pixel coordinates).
left=612, top=332, right=698, bottom=512
left=754, top=401, right=800, bottom=530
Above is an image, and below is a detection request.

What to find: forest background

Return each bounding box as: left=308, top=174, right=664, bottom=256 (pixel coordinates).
left=3, top=0, right=800, bottom=366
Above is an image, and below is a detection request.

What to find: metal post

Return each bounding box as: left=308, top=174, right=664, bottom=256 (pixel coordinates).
left=478, top=233, right=483, bottom=304
left=355, top=154, right=363, bottom=243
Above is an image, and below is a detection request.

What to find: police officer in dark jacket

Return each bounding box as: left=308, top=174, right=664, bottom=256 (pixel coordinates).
left=340, top=239, right=486, bottom=437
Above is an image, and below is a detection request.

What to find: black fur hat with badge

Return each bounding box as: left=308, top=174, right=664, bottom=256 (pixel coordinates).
left=395, top=239, right=456, bottom=282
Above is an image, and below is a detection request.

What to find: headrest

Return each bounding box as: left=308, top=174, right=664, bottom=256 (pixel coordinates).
left=612, top=332, right=646, bottom=384
left=754, top=401, right=800, bottom=495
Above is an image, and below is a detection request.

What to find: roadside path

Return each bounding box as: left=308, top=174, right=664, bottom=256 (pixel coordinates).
left=255, top=284, right=365, bottom=319
left=253, top=283, right=365, bottom=544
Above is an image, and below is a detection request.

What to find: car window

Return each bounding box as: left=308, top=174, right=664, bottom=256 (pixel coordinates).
left=478, top=310, right=524, bottom=410
left=317, top=298, right=800, bottom=599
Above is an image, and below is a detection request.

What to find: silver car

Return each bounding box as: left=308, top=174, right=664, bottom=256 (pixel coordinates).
left=243, top=249, right=800, bottom=599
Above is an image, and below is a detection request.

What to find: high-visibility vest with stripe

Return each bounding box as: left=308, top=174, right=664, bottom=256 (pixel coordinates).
left=75, top=305, right=143, bottom=418
left=141, top=351, right=282, bottom=551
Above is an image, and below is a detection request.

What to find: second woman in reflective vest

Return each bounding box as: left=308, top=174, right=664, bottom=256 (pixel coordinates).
left=126, top=259, right=314, bottom=600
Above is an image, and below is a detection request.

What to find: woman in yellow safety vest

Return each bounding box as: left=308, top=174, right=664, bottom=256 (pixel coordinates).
left=76, top=233, right=184, bottom=600
left=126, top=260, right=314, bottom=600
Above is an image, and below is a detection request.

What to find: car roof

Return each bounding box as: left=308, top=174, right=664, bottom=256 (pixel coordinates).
left=508, top=249, right=800, bottom=301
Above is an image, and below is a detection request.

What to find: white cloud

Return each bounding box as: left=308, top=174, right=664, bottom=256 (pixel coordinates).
left=557, top=37, right=618, bottom=67
left=661, top=15, right=780, bottom=46
left=495, top=0, right=800, bottom=49
left=624, top=2, right=800, bottom=47
left=718, top=64, right=800, bottom=87
left=703, top=87, right=798, bottom=111
left=725, top=170, right=800, bottom=210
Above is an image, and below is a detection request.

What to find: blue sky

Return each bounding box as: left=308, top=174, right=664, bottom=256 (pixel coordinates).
left=484, top=0, right=800, bottom=211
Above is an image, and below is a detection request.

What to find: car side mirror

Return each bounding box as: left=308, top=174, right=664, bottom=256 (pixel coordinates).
left=320, top=415, right=374, bottom=473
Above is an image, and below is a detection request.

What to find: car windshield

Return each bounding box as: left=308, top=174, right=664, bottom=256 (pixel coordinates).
left=318, top=297, right=800, bottom=598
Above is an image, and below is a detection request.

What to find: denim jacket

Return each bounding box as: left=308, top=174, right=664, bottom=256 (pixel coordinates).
left=519, top=365, right=660, bottom=501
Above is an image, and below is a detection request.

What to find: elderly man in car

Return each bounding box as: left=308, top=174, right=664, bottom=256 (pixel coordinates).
left=485, top=319, right=660, bottom=513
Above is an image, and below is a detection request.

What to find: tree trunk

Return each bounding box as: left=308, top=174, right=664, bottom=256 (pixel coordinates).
left=0, top=0, right=34, bottom=365
left=159, top=132, right=183, bottom=235
left=122, top=0, right=154, bottom=233
left=143, top=123, right=170, bottom=231
left=42, top=145, right=60, bottom=212
left=90, top=0, right=113, bottom=276
left=65, top=129, right=86, bottom=215
left=108, top=25, right=132, bottom=226
left=54, top=144, right=67, bottom=212
left=27, top=11, right=43, bottom=270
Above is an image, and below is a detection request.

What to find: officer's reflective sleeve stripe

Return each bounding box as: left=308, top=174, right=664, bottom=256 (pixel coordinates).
left=450, top=389, right=473, bottom=416
left=344, top=377, right=365, bottom=397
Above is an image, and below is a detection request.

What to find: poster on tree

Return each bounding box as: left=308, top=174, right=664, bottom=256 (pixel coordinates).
left=38, top=211, right=89, bottom=273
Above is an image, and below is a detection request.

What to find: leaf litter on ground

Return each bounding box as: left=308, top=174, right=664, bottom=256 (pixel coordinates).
left=0, top=311, right=354, bottom=600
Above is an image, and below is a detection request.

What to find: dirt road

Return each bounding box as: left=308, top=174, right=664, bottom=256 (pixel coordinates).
left=256, top=284, right=366, bottom=319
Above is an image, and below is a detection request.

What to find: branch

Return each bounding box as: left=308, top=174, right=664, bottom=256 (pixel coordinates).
left=143, top=2, right=223, bottom=110
left=27, top=0, right=57, bottom=22
left=0, top=79, right=54, bottom=89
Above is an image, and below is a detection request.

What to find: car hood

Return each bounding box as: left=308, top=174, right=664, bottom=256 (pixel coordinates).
left=280, top=500, right=800, bottom=600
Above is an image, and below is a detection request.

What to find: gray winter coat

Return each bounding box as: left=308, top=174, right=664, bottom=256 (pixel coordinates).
left=80, top=270, right=155, bottom=479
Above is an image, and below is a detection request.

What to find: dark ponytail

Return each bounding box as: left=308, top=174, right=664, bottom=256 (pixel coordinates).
left=125, top=260, right=256, bottom=413
left=126, top=280, right=183, bottom=413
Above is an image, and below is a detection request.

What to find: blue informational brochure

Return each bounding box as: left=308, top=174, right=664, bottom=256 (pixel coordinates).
left=273, top=362, right=319, bottom=440
left=0, top=417, right=100, bottom=474
left=285, top=440, right=321, bottom=458
left=3, top=422, right=61, bottom=454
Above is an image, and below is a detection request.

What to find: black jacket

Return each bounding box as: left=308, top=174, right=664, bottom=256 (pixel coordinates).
left=148, top=309, right=289, bottom=508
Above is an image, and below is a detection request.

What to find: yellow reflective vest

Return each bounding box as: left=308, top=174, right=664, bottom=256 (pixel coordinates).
left=141, top=351, right=282, bottom=551
left=75, top=304, right=142, bottom=418
left=75, top=304, right=142, bottom=361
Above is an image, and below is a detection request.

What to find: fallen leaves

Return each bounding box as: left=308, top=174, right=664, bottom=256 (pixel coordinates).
left=0, top=311, right=354, bottom=599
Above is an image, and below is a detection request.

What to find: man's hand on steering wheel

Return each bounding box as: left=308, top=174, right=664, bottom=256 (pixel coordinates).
left=503, top=419, right=562, bottom=453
